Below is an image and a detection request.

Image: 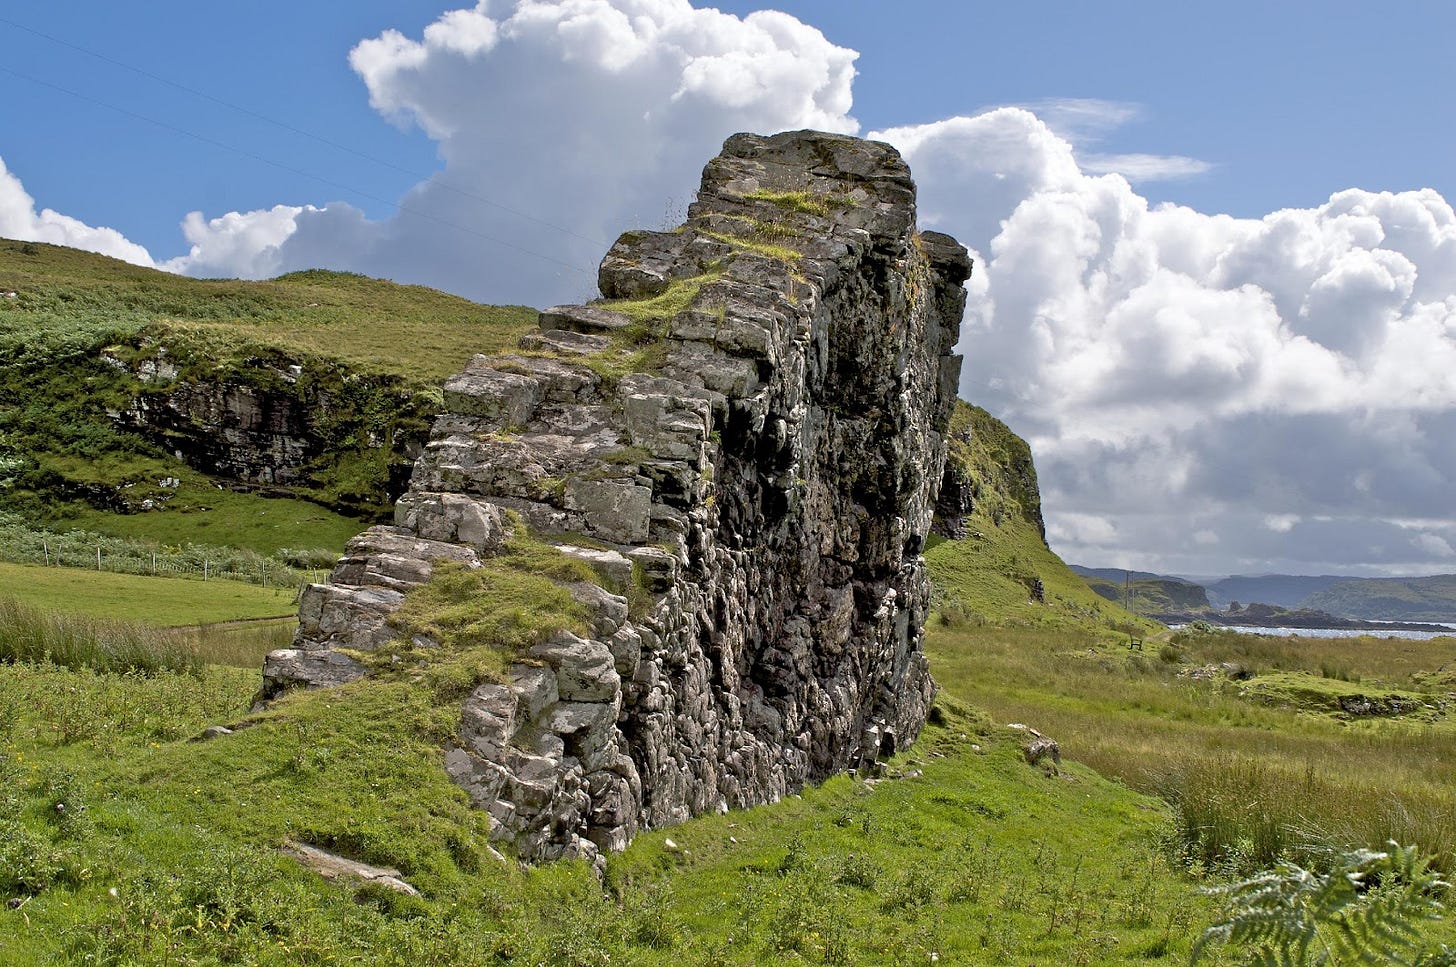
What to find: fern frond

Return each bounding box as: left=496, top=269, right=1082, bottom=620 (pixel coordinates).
left=1193, top=842, right=1449, bottom=966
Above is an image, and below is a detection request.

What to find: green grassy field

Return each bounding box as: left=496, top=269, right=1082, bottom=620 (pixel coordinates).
left=7, top=600, right=1454, bottom=963
left=63, top=482, right=368, bottom=557
left=2, top=558, right=1455, bottom=963
left=929, top=623, right=1456, bottom=878
left=0, top=562, right=297, bottom=625
left=0, top=651, right=1212, bottom=964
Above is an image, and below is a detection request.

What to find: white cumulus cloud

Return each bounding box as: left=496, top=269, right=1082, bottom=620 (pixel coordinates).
left=873, top=108, right=1456, bottom=575
left=160, top=205, right=316, bottom=280
left=0, top=156, right=154, bottom=267
left=163, top=0, right=859, bottom=304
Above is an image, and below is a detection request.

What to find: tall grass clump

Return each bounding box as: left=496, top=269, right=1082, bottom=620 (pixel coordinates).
left=0, top=596, right=199, bottom=675
left=1154, top=754, right=1317, bottom=876
left=188, top=618, right=297, bottom=668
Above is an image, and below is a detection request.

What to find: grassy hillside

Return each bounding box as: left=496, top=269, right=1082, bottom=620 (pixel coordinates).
left=0, top=239, right=537, bottom=534
left=0, top=240, right=537, bottom=383
left=4, top=250, right=1454, bottom=962
left=0, top=656, right=1213, bottom=964
left=940, top=400, right=1045, bottom=538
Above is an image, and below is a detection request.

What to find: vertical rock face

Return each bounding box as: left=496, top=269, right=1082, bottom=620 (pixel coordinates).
left=271, top=130, right=971, bottom=866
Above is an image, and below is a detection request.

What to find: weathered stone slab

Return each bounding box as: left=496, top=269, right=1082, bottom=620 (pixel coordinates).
left=563, top=479, right=652, bottom=544
left=529, top=632, right=619, bottom=703
left=539, top=304, right=633, bottom=334
left=283, top=842, right=420, bottom=897
left=394, top=492, right=507, bottom=553
left=259, top=648, right=368, bottom=701
left=518, top=329, right=611, bottom=355
left=294, top=583, right=404, bottom=652
left=442, top=364, right=541, bottom=425
left=329, top=525, right=480, bottom=592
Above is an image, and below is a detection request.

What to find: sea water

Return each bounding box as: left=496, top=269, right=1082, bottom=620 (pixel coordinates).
left=1170, top=624, right=1454, bottom=641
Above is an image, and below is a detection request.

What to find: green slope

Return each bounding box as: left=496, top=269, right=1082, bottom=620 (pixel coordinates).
left=0, top=239, right=537, bottom=383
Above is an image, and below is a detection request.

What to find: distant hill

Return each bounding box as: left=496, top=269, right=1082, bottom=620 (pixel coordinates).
left=1203, top=574, right=1344, bottom=610
left=1072, top=563, right=1456, bottom=626
left=1304, top=574, right=1456, bottom=623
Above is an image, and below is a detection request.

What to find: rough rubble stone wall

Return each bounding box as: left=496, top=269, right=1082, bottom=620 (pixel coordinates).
left=264, top=130, right=971, bottom=868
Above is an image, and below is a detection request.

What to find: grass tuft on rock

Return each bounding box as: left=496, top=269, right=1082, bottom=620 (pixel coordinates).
left=741, top=188, right=852, bottom=218
left=384, top=529, right=595, bottom=694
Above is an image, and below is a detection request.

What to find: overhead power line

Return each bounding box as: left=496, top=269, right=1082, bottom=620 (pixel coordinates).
left=0, top=14, right=610, bottom=250
left=0, top=12, right=611, bottom=275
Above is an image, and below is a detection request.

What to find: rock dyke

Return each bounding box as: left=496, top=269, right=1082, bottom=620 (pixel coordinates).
left=266, top=130, right=971, bottom=866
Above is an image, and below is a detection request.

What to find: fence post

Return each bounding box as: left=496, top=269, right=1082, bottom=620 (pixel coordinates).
left=261, top=558, right=267, bottom=588
left=42, top=539, right=50, bottom=566
left=204, top=560, right=209, bottom=582
left=151, top=551, right=156, bottom=575
left=97, top=546, right=102, bottom=571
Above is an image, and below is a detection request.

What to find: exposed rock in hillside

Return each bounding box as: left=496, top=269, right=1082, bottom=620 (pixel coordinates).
left=265, top=130, right=970, bottom=866
left=107, top=349, right=430, bottom=515
left=933, top=402, right=1044, bottom=542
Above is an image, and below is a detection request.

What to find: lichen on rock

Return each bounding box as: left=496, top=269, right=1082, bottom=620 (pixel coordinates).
left=264, top=129, right=971, bottom=868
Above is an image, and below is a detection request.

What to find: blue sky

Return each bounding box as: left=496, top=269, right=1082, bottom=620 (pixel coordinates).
left=4, top=1, right=1456, bottom=578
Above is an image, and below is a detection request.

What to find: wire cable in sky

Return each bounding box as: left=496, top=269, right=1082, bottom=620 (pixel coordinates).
left=0, top=65, right=593, bottom=280
left=0, top=13, right=612, bottom=251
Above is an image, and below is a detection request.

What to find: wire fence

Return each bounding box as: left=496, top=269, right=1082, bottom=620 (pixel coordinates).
left=0, top=516, right=330, bottom=589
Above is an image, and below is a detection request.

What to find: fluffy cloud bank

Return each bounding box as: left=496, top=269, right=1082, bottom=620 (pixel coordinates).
left=164, top=0, right=859, bottom=304
left=871, top=108, right=1456, bottom=575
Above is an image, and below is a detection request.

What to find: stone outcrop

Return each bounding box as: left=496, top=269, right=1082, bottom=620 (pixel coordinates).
left=266, top=130, right=971, bottom=866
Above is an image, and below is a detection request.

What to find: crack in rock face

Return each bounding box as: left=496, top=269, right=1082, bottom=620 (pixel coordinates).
left=264, top=129, right=971, bottom=869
